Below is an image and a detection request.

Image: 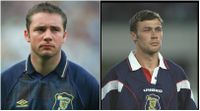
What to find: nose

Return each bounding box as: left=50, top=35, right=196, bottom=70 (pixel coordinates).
left=43, top=29, right=53, bottom=41
left=151, top=30, right=158, bottom=39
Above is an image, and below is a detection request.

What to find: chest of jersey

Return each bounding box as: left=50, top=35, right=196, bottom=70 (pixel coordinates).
left=6, top=72, right=83, bottom=110
left=121, top=69, right=178, bottom=109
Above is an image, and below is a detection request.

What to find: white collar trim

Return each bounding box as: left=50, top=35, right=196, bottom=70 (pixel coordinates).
left=128, top=51, right=167, bottom=71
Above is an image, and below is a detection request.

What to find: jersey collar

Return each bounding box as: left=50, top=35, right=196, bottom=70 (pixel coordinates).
left=128, top=51, right=167, bottom=71
left=55, top=50, right=68, bottom=78
left=25, top=50, right=68, bottom=78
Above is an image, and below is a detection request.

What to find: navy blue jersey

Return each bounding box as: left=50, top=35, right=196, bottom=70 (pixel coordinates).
left=102, top=51, right=197, bottom=110
left=1, top=51, right=99, bottom=110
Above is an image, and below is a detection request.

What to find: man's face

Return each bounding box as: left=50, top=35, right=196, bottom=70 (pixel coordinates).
left=131, top=19, right=163, bottom=54
left=24, top=12, right=67, bottom=58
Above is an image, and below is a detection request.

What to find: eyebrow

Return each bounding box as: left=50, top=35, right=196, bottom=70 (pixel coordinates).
left=143, top=25, right=162, bottom=28
left=33, top=26, right=45, bottom=30
left=143, top=26, right=162, bottom=29
left=33, top=25, right=62, bottom=31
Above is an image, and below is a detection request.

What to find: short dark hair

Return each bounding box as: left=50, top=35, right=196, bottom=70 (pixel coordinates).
left=129, top=10, right=163, bottom=32
left=26, top=2, right=67, bottom=31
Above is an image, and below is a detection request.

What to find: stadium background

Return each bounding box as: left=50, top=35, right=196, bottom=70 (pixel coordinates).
left=102, top=2, right=198, bottom=106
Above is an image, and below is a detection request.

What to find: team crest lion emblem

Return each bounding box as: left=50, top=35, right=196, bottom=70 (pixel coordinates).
left=52, top=92, right=74, bottom=110
left=145, top=94, right=161, bottom=110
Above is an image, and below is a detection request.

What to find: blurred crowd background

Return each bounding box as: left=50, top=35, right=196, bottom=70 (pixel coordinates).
left=102, top=2, right=198, bottom=106
left=1, top=1, right=100, bottom=82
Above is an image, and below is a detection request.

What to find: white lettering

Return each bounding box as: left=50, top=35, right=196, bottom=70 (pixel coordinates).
left=143, top=88, right=163, bottom=93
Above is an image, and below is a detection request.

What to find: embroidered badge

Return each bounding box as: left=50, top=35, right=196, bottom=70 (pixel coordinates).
left=16, top=99, right=29, bottom=108
left=52, top=92, right=74, bottom=110
left=145, top=94, right=161, bottom=110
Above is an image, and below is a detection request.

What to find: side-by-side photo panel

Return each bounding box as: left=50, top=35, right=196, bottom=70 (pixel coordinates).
left=102, top=2, right=198, bottom=110
left=1, top=1, right=100, bottom=110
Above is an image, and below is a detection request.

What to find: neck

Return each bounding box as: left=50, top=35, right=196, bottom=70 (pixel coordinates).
left=31, top=51, right=61, bottom=76
left=135, top=49, right=159, bottom=73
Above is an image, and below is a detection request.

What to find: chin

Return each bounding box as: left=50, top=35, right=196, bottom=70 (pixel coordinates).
left=40, top=53, right=53, bottom=58
left=151, top=46, right=160, bottom=52
left=151, top=50, right=160, bottom=54
left=40, top=50, right=55, bottom=57
left=146, top=48, right=160, bottom=55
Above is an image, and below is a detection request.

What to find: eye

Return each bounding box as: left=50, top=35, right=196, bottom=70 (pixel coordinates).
left=34, top=27, right=46, bottom=33
left=143, top=27, right=151, bottom=32
left=155, top=27, right=162, bottom=32
left=51, top=27, right=61, bottom=32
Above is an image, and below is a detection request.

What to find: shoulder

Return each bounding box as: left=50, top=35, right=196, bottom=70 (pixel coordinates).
left=67, top=61, right=99, bottom=108
left=164, top=59, right=188, bottom=81
left=1, top=60, right=25, bottom=103
left=2, top=60, right=25, bottom=81
left=111, top=58, right=130, bottom=72
left=165, top=59, right=183, bottom=70
left=67, top=61, right=99, bottom=86
left=103, top=58, right=129, bottom=85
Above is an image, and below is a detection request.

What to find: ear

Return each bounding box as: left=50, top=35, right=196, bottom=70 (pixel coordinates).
left=63, top=31, right=68, bottom=43
left=130, top=31, right=137, bottom=42
left=24, top=30, right=30, bottom=43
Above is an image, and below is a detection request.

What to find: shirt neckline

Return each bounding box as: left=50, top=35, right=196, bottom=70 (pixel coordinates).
left=128, top=51, right=168, bottom=71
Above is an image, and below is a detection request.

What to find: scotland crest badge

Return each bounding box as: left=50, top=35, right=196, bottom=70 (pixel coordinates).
left=52, top=92, right=74, bottom=110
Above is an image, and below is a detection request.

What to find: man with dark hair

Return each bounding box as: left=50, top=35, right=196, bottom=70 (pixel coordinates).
left=26, top=2, right=67, bottom=31
left=1, top=2, right=99, bottom=110
left=102, top=10, right=197, bottom=110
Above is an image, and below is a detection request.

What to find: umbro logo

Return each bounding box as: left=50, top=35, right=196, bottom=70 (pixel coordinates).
left=16, top=99, right=29, bottom=108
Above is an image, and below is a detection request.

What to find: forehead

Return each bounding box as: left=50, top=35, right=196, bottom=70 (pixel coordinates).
left=137, top=19, right=162, bottom=28
left=30, top=12, right=63, bottom=28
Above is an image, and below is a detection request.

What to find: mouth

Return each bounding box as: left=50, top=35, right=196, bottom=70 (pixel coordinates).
left=150, top=42, right=159, bottom=46
left=40, top=44, right=54, bottom=49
